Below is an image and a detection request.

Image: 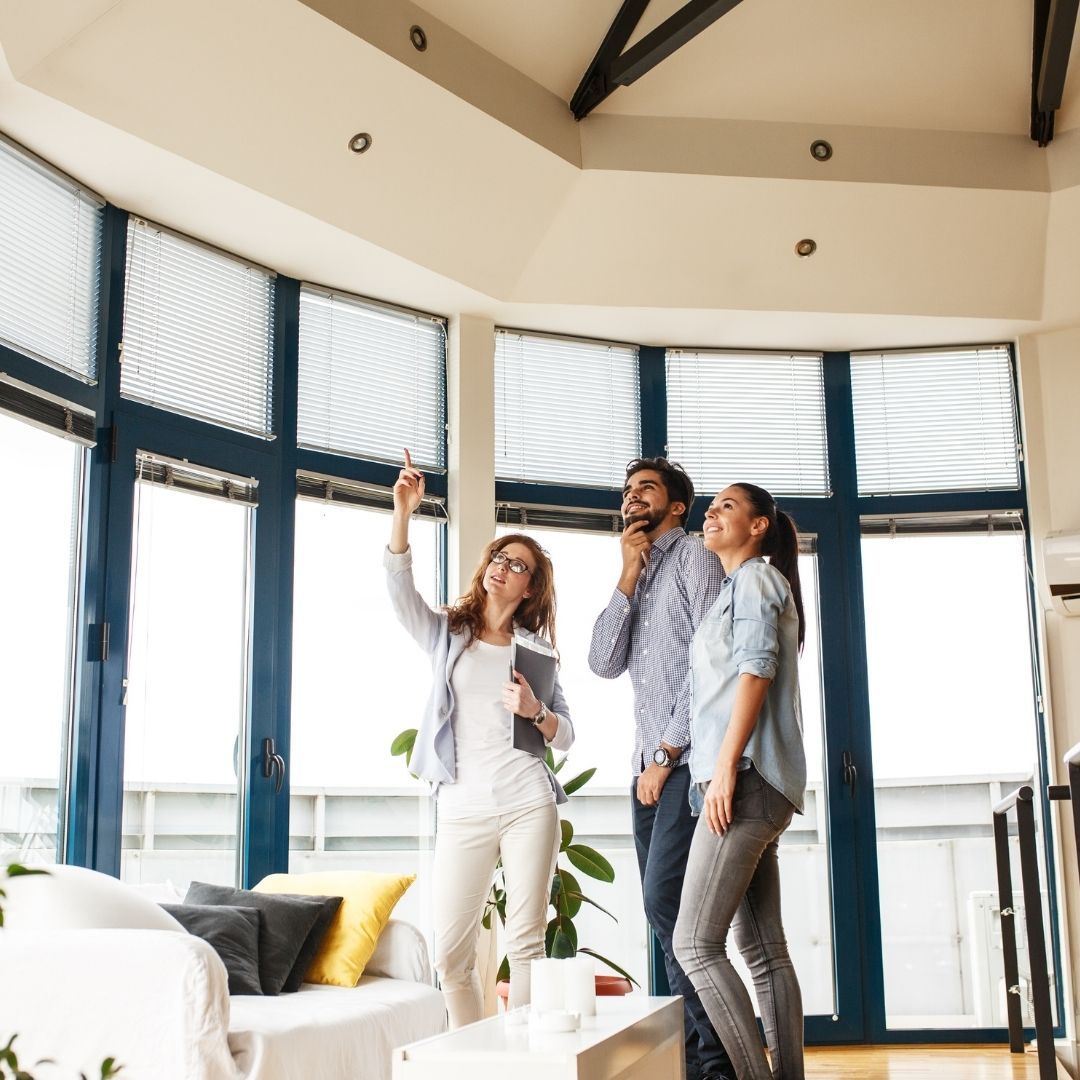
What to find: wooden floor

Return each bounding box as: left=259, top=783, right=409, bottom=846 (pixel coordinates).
left=805, top=1044, right=1067, bottom=1078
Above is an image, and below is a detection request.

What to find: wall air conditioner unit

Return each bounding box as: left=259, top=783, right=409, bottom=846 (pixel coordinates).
left=1043, top=532, right=1080, bottom=616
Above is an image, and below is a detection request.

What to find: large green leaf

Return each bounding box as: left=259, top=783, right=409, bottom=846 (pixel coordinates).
left=550, top=925, right=577, bottom=958
left=577, top=947, right=641, bottom=987
left=555, top=867, right=582, bottom=918
left=564, top=890, right=617, bottom=922
left=561, top=767, right=596, bottom=796
left=552, top=754, right=567, bottom=775
left=565, top=844, right=615, bottom=882
left=559, top=819, right=574, bottom=851
left=544, top=748, right=556, bottom=771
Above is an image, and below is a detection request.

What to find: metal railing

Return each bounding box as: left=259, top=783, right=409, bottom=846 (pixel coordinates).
left=991, top=784, right=1056, bottom=1079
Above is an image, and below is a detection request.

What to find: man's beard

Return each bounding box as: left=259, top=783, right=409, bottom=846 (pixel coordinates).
left=624, top=504, right=667, bottom=532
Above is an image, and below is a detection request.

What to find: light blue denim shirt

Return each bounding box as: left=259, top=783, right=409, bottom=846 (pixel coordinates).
left=689, top=557, right=806, bottom=814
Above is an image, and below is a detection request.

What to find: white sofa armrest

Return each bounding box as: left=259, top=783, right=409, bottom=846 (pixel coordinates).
left=361, top=919, right=432, bottom=984
left=0, top=929, right=241, bottom=1080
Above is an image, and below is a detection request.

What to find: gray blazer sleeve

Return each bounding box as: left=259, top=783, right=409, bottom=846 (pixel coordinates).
left=383, top=546, right=443, bottom=654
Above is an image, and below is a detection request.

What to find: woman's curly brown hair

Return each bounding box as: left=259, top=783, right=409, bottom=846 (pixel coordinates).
left=446, top=533, right=557, bottom=650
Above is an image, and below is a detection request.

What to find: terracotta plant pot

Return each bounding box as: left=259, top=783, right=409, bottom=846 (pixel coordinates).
left=495, top=973, right=632, bottom=1002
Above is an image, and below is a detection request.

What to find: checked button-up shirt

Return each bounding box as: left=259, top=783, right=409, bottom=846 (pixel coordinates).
left=588, top=527, right=726, bottom=776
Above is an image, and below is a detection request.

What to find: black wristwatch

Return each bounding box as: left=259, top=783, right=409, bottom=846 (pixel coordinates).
left=653, top=746, right=676, bottom=768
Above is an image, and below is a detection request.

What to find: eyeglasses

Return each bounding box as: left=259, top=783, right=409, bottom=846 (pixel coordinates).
left=491, top=550, right=533, bottom=576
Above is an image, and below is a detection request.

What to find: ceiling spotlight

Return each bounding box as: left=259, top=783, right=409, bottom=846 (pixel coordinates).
left=795, top=238, right=817, bottom=257
left=409, top=25, right=427, bottom=51
left=348, top=132, right=373, bottom=154
left=810, top=139, right=833, bottom=162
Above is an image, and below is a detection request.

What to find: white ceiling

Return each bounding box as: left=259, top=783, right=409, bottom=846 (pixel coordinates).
left=415, top=0, right=1057, bottom=134
left=0, top=0, right=1078, bottom=350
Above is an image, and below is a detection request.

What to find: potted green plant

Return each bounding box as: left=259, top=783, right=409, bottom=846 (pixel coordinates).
left=0, top=864, right=122, bottom=1080
left=390, top=730, right=638, bottom=994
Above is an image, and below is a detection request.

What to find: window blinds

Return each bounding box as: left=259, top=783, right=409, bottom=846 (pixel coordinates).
left=297, top=472, right=446, bottom=521
left=297, top=286, right=447, bottom=469
left=0, top=136, right=103, bottom=381
left=121, top=218, right=275, bottom=438
left=0, top=373, right=95, bottom=446
left=850, top=346, right=1020, bottom=496
left=495, top=330, right=640, bottom=488
left=135, top=451, right=258, bottom=506
left=666, top=351, right=830, bottom=497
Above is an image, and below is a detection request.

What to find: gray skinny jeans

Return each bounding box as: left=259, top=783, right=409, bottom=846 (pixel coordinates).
left=673, top=767, right=803, bottom=1080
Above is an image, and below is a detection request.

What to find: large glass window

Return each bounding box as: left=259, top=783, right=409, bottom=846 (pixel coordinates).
left=290, top=494, right=442, bottom=940
left=120, top=455, right=256, bottom=888
left=0, top=408, right=84, bottom=865
left=861, top=522, right=1045, bottom=1029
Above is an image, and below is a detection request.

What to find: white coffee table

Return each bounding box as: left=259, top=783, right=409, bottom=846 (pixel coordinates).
left=393, top=995, right=685, bottom=1080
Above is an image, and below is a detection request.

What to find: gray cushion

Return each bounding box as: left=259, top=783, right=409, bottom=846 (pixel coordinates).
left=183, top=882, right=325, bottom=995
left=161, top=902, right=262, bottom=996
left=276, top=893, right=343, bottom=992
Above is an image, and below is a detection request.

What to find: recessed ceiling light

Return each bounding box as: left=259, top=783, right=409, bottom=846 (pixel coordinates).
left=795, top=238, right=817, bottom=257
left=810, top=139, right=833, bottom=162
left=410, top=25, right=427, bottom=51
left=348, top=132, right=373, bottom=154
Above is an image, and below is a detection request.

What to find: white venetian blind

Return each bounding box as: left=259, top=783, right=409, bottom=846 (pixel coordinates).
left=495, top=330, right=640, bottom=488
left=120, top=218, right=275, bottom=438
left=850, top=346, right=1020, bottom=495
left=666, top=350, right=830, bottom=496
left=0, top=136, right=103, bottom=381
left=298, top=286, right=446, bottom=469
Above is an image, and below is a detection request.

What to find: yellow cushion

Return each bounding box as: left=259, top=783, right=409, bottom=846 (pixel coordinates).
left=253, top=870, right=415, bottom=987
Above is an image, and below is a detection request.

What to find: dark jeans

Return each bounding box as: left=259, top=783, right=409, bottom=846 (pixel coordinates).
left=673, top=767, right=803, bottom=1080
left=633, top=764, right=735, bottom=1080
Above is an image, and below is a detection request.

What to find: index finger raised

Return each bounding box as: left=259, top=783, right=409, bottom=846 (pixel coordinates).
left=403, top=447, right=413, bottom=470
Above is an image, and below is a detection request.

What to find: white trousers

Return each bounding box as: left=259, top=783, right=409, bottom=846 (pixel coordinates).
left=432, top=801, right=560, bottom=1027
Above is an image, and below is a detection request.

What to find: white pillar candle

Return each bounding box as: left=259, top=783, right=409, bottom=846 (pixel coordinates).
left=564, top=954, right=596, bottom=1017
left=530, top=957, right=565, bottom=1014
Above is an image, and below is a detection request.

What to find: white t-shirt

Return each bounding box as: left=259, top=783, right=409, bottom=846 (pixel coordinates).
left=437, top=639, right=555, bottom=819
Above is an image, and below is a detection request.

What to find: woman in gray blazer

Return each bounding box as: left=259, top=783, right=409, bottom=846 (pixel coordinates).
left=386, top=450, right=574, bottom=1028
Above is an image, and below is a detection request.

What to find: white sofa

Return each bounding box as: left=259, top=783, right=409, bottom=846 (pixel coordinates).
left=0, top=868, right=446, bottom=1080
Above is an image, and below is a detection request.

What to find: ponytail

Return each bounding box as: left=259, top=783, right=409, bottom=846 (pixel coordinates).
left=731, top=483, right=806, bottom=650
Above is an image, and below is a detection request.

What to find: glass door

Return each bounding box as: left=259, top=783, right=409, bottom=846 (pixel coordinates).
left=860, top=519, right=1051, bottom=1033
left=114, top=446, right=258, bottom=890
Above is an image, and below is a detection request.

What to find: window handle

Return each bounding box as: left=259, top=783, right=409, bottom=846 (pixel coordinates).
left=262, top=737, right=286, bottom=796
left=841, top=750, right=858, bottom=799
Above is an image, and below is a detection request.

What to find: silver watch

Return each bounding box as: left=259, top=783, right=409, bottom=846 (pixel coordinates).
left=531, top=702, right=548, bottom=727
left=653, top=746, right=676, bottom=768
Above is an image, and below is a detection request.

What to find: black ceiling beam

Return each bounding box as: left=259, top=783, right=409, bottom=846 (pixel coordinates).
left=1031, top=0, right=1080, bottom=146
left=571, top=0, right=652, bottom=121
left=571, top=0, right=745, bottom=121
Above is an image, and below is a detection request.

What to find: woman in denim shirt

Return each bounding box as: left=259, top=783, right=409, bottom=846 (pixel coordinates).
left=673, top=483, right=807, bottom=1080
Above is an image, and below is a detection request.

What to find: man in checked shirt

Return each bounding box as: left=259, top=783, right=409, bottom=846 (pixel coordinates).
left=589, top=457, right=732, bottom=1080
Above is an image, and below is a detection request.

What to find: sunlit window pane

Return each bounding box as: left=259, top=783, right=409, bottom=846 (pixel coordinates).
left=121, top=474, right=253, bottom=888
left=862, top=530, right=1047, bottom=1029
left=290, top=499, right=440, bottom=939
left=0, top=411, right=83, bottom=865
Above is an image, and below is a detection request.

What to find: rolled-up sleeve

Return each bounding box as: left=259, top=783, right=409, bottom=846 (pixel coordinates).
left=588, top=589, right=634, bottom=678
left=548, top=673, right=575, bottom=752
left=731, top=566, right=785, bottom=681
